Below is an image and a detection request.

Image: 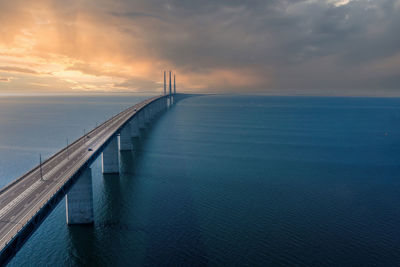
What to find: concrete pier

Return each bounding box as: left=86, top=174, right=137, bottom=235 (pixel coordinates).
left=159, top=99, right=163, bottom=112
left=66, top=167, right=94, bottom=224
left=119, top=126, right=132, bottom=151
left=138, top=111, right=145, bottom=129
left=149, top=106, right=154, bottom=121
left=102, top=136, right=119, bottom=173
left=130, top=116, right=140, bottom=137
left=145, top=107, right=151, bottom=124
left=155, top=101, right=159, bottom=114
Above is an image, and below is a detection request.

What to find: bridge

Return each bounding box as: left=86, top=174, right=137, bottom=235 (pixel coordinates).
left=0, top=71, right=178, bottom=265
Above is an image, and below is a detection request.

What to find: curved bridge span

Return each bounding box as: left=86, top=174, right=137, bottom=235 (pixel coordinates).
left=0, top=94, right=177, bottom=265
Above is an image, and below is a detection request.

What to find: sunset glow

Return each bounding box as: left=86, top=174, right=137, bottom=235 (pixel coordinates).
left=0, top=0, right=399, bottom=95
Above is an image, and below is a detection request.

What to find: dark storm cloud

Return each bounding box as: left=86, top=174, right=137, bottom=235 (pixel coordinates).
left=104, top=0, right=400, bottom=93
left=108, top=11, right=167, bottom=22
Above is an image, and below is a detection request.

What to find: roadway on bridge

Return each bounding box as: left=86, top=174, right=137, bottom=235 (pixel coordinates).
left=0, top=96, right=161, bottom=252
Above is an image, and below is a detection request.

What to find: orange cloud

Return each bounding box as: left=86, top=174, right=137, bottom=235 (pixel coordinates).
left=0, top=0, right=269, bottom=94
left=0, top=66, right=38, bottom=74
left=0, top=77, right=12, bottom=82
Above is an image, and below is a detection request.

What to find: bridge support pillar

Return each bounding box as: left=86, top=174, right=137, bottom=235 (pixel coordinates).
left=66, top=167, right=94, bottom=225
left=139, top=111, right=145, bottom=129
left=119, top=126, right=132, bottom=151
left=154, top=102, right=159, bottom=115
left=150, top=105, right=154, bottom=119
left=157, top=100, right=161, bottom=113
left=130, top=116, right=140, bottom=137
left=144, top=107, right=151, bottom=124
left=150, top=104, right=155, bottom=118
left=149, top=104, right=154, bottom=118
left=154, top=102, right=158, bottom=114
left=102, top=136, right=119, bottom=173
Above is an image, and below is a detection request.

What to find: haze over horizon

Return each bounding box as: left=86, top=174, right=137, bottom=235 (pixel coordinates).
left=0, top=0, right=399, bottom=96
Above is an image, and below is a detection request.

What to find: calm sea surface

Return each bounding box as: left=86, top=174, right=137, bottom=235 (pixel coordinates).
left=1, top=94, right=400, bottom=266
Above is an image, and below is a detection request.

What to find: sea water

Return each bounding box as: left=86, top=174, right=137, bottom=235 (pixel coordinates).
left=1, top=94, right=399, bottom=266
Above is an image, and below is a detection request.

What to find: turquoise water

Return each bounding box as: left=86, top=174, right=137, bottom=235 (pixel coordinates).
left=1, top=94, right=400, bottom=266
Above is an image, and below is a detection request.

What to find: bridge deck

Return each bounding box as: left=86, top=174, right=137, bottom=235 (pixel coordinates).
left=0, top=95, right=163, bottom=253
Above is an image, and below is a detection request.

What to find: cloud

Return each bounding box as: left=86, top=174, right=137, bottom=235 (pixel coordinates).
left=113, top=76, right=161, bottom=92
left=0, top=66, right=38, bottom=75
left=65, top=63, right=130, bottom=78
left=108, top=11, right=167, bottom=22
left=0, top=76, right=12, bottom=82
left=0, top=0, right=399, bottom=94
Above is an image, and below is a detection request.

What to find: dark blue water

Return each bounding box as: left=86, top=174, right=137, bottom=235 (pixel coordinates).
left=1, top=95, right=400, bottom=266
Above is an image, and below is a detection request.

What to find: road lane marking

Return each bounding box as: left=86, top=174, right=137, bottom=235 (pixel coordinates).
left=0, top=96, right=162, bottom=248
left=0, top=179, right=43, bottom=219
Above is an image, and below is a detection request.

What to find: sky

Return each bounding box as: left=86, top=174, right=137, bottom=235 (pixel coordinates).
left=0, top=0, right=399, bottom=95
